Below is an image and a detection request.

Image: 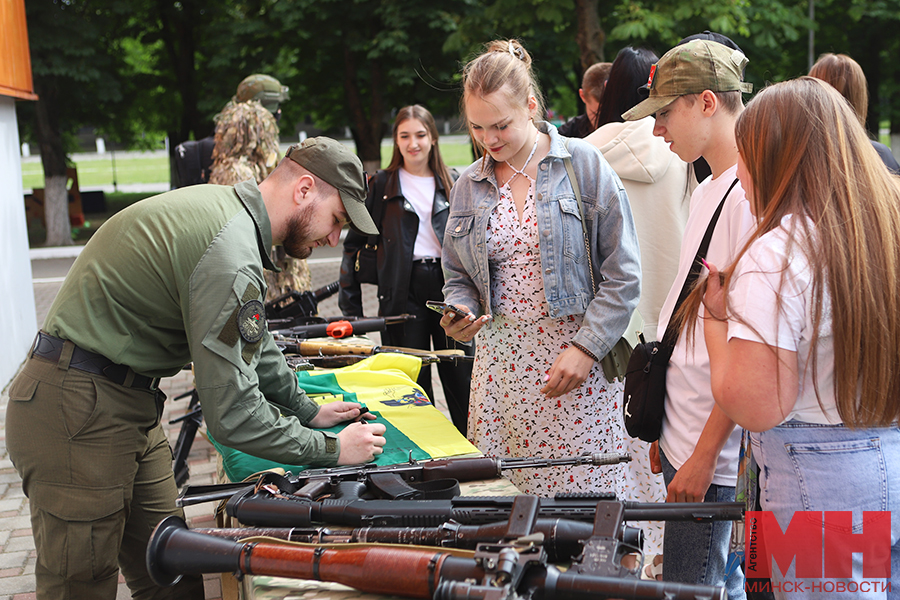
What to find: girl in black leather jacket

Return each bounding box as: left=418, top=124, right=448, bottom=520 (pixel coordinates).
left=339, top=105, right=472, bottom=434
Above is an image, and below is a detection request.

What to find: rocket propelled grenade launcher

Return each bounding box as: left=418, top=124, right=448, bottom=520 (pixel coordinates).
left=147, top=496, right=727, bottom=600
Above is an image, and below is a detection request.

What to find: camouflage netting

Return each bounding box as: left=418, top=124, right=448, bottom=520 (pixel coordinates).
left=209, top=99, right=311, bottom=297
left=209, top=100, right=280, bottom=186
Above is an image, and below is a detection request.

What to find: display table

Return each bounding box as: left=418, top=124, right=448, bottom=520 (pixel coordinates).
left=234, top=476, right=521, bottom=600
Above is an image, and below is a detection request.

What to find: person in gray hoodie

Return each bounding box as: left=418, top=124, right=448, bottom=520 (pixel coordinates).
left=586, top=47, right=693, bottom=343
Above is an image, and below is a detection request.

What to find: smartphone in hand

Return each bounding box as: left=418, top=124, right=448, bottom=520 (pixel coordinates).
left=426, top=300, right=473, bottom=320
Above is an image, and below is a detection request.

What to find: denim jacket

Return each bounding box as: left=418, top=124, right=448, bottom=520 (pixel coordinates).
left=441, top=121, right=641, bottom=361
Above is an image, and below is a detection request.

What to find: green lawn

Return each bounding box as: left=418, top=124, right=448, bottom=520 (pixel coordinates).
left=380, top=142, right=475, bottom=170
left=23, top=141, right=476, bottom=190
left=22, top=155, right=170, bottom=190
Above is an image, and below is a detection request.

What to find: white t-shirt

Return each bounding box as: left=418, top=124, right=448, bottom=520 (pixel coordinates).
left=728, top=215, right=840, bottom=425
left=398, top=168, right=442, bottom=260
left=657, top=164, right=756, bottom=486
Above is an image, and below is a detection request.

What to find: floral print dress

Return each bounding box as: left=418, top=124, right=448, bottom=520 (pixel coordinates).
left=467, top=175, right=627, bottom=496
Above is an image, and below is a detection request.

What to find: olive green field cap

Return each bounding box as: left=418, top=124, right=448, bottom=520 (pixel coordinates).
left=285, top=137, right=379, bottom=236
left=622, top=39, right=753, bottom=121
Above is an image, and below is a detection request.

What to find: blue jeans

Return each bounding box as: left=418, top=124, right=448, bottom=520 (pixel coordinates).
left=752, top=421, right=900, bottom=600
left=660, top=446, right=746, bottom=600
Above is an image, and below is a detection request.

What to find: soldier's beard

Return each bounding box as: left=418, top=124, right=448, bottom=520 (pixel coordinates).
left=281, top=202, right=316, bottom=260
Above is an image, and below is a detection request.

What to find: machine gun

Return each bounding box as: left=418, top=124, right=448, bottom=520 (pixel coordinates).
left=177, top=453, right=631, bottom=506
left=147, top=496, right=727, bottom=600
left=176, top=452, right=632, bottom=506
left=222, top=478, right=744, bottom=528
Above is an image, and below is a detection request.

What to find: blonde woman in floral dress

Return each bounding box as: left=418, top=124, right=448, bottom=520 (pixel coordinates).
left=441, top=39, right=641, bottom=496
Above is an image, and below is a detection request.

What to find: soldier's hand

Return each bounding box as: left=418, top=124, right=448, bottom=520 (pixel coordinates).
left=336, top=421, right=387, bottom=464
left=310, top=401, right=369, bottom=428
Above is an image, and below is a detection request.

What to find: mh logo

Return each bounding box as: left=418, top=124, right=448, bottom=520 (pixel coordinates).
left=745, top=511, right=891, bottom=579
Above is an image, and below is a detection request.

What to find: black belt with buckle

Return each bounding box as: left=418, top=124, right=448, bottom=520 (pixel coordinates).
left=31, top=332, right=160, bottom=391
left=412, top=257, right=441, bottom=265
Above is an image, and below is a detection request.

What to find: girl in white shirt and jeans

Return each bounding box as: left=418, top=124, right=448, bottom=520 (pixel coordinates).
left=697, top=77, right=900, bottom=599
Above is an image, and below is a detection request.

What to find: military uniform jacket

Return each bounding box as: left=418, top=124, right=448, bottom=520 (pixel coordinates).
left=44, top=180, right=340, bottom=465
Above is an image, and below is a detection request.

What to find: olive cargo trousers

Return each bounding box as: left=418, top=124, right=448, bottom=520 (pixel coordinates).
left=6, top=348, right=204, bottom=600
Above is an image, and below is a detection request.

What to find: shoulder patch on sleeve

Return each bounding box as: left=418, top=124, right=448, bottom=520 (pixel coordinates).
left=217, top=306, right=241, bottom=348
left=241, top=282, right=260, bottom=303
left=242, top=340, right=261, bottom=364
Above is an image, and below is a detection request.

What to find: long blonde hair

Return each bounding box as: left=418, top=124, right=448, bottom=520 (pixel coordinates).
left=385, top=105, right=454, bottom=194
left=684, top=77, right=900, bottom=427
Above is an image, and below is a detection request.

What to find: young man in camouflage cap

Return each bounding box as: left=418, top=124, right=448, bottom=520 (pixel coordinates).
left=623, top=38, right=755, bottom=599
left=6, top=137, right=385, bottom=600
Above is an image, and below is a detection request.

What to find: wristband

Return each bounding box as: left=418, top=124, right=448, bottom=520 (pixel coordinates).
left=571, top=341, right=599, bottom=362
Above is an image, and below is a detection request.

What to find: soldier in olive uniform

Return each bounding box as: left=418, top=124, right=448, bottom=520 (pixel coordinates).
left=6, top=137, right=386, bottom=600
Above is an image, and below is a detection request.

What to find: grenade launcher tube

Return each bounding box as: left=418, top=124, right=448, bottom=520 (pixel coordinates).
left=148, top=517, right=724, bottom=600
left=192, top=518, right=602, bottom=563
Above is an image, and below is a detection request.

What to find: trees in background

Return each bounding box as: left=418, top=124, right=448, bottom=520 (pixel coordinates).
left=19, top=0, right=900, bottom=245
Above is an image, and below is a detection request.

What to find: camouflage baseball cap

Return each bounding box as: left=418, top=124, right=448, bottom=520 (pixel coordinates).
left=285, top=137, right=378, bottom=236
left=623, top=39, right=753, bottom=121
left=235, top=74, right=290, bottom=114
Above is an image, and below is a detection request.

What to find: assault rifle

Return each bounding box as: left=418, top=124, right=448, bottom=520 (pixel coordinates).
left=148, top=496, right=727, bottom=600
left=222, top=478, right=744, bottom=528
left=176, top=452, right=632, bottom=506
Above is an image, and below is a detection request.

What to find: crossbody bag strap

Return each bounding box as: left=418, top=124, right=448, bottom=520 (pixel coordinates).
left=659, top=177, right=739, bottom=350
left=561, top=139, right=596, bottom=294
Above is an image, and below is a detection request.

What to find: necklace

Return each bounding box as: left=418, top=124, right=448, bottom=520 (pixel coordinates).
left=503, top=130, right=539, bottom=186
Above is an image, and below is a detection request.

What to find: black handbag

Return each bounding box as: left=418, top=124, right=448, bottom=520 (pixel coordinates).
left=353, top=171, right=388, bottom=285
left=622, top=178, right=738, bottom=442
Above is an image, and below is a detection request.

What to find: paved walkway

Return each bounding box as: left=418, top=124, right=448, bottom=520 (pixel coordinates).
left=0, top=253, right=448, bottom=599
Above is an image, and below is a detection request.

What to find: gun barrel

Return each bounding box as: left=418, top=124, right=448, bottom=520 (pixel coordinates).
left=499, top=452, right=631, bottom=470
left=313, top=281, right=340, bottom=301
